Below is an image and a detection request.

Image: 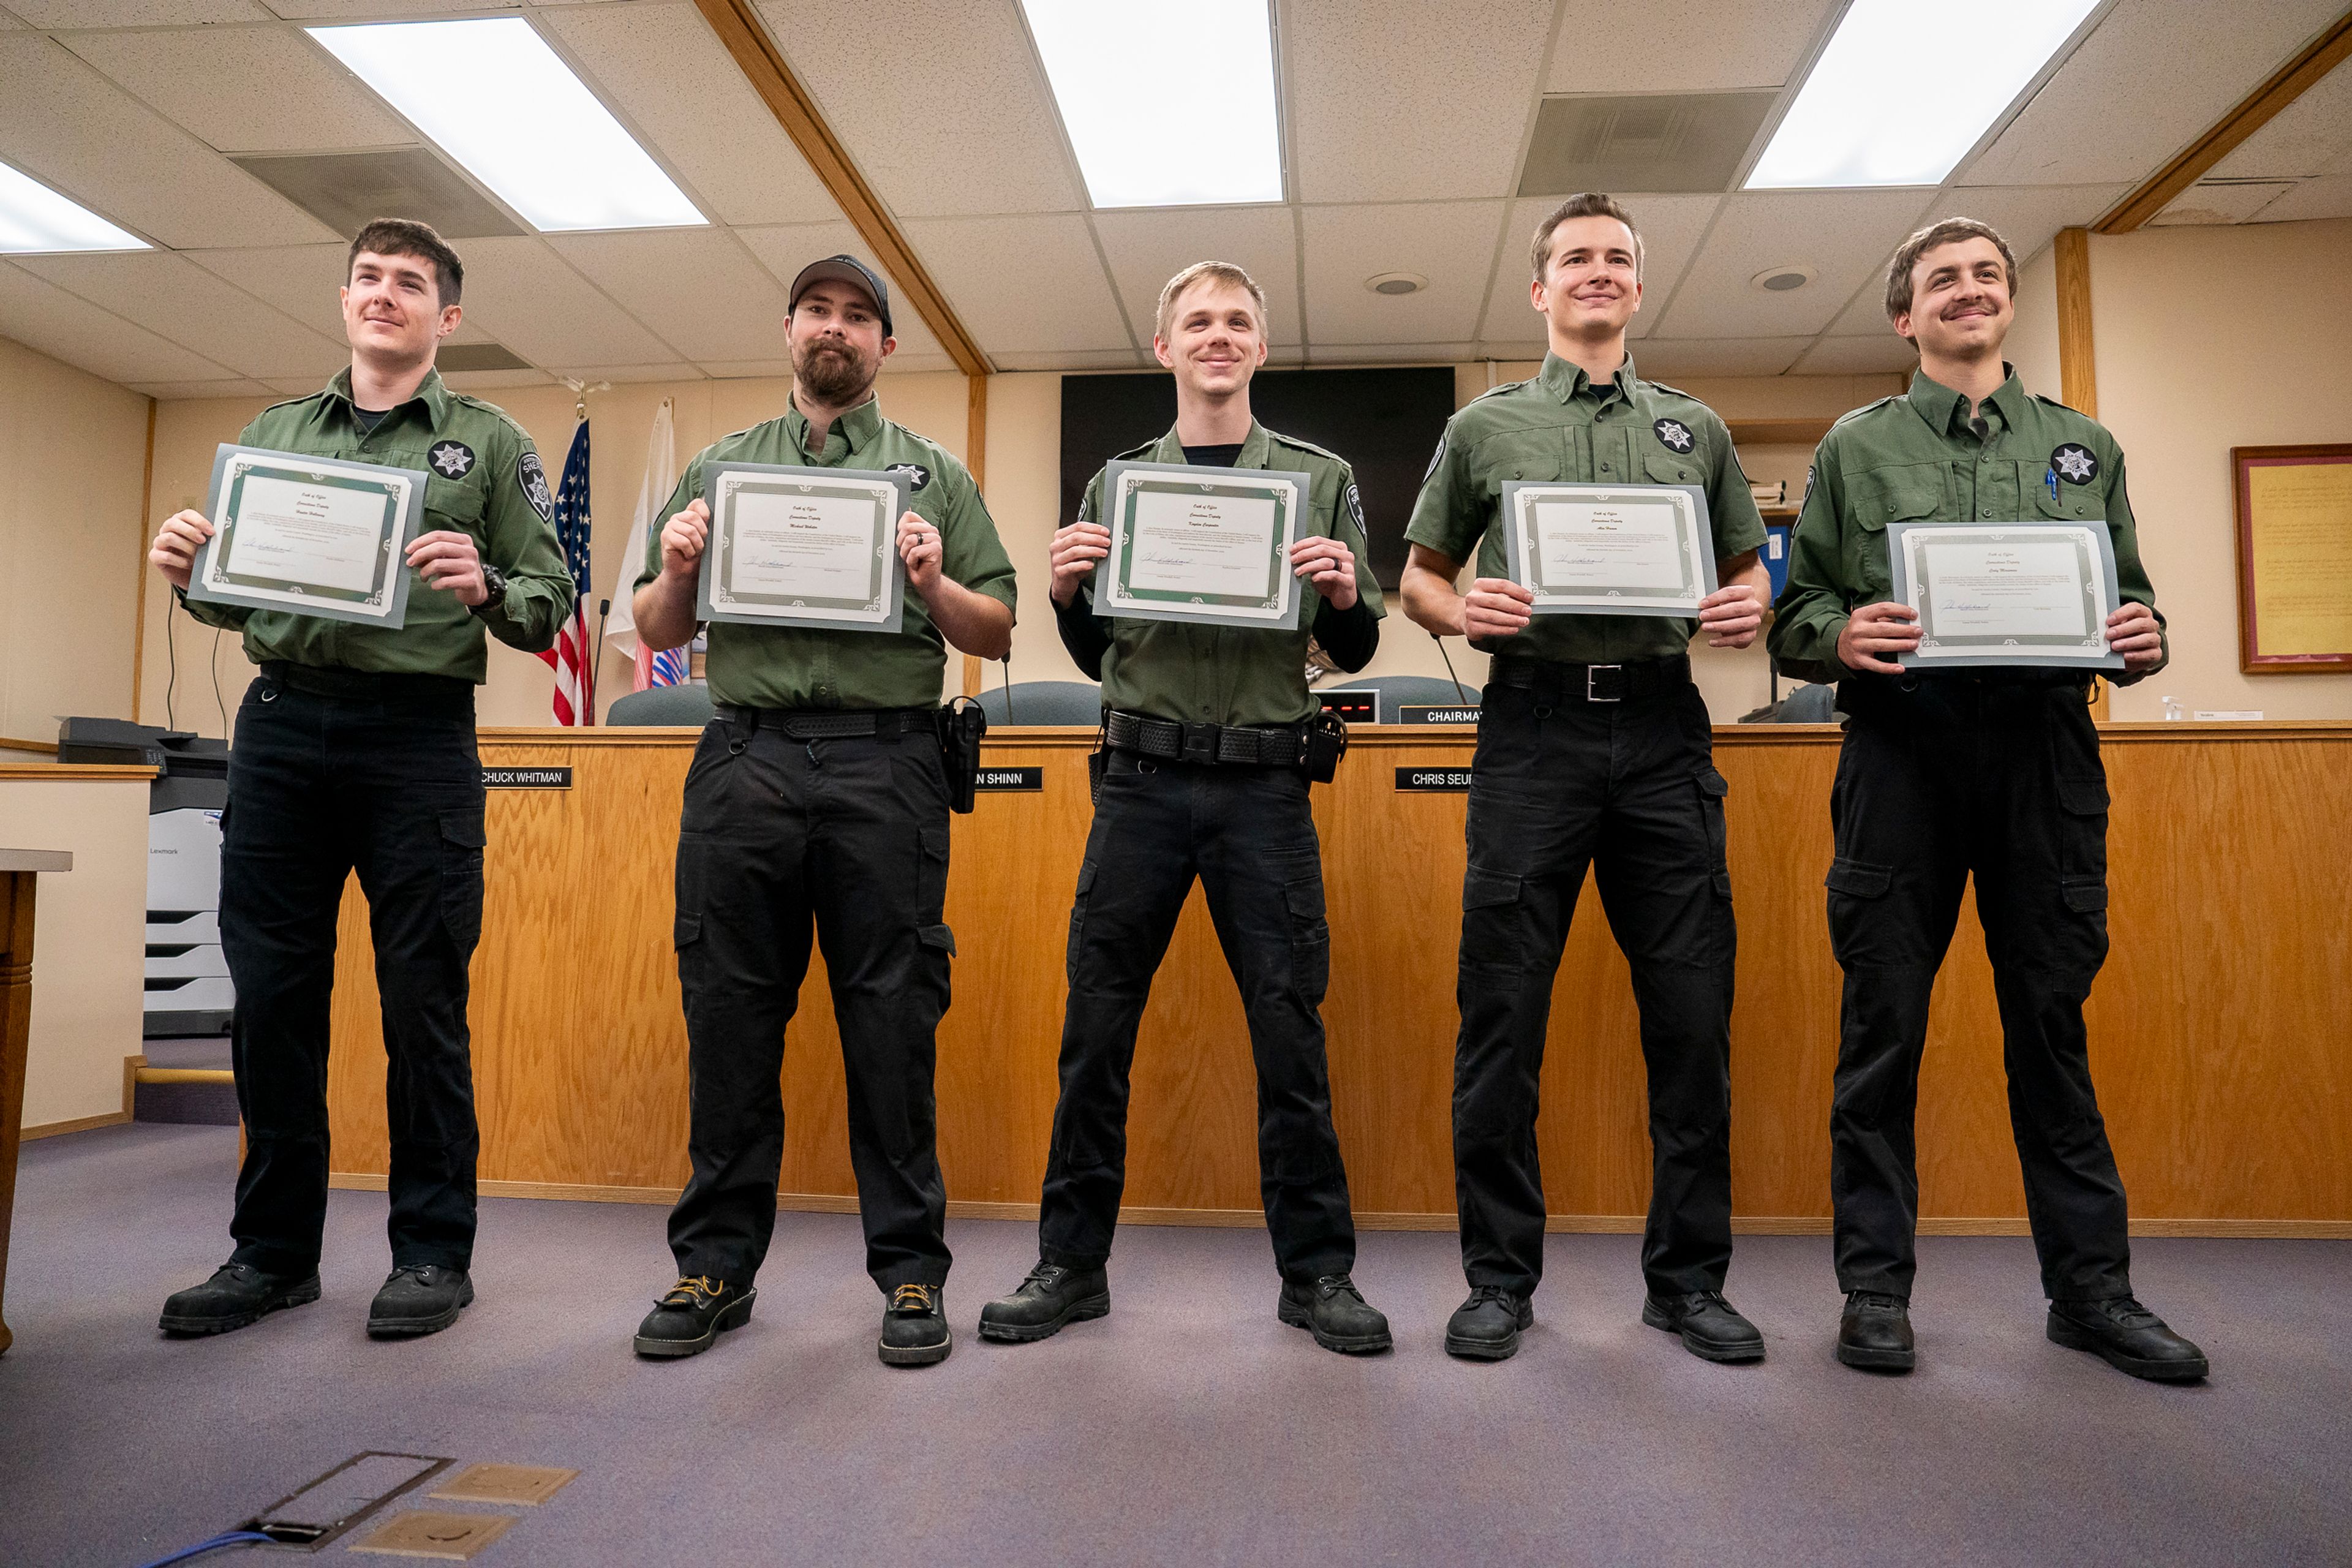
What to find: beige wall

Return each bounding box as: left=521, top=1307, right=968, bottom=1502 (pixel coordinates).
left=2, top=777, right=149, bottom=1131
left=0, top=336, right=149, bottom=747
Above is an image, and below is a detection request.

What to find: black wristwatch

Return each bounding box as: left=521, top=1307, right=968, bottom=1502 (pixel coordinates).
left=467, top=563, right=508, bottom=617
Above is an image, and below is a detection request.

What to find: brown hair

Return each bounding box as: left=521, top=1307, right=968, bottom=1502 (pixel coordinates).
left=1155, top=260, right=1267, bottom=342
left=1884, top=217, right=2016, bottom=324
left=1531, top=194, right=1644, bottom=282
left=348, top=217, right=464, bottom=307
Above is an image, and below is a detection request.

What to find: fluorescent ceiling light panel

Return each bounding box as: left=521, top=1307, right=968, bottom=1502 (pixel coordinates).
left=308, top=18, right=703, bottom=232
left=1022, top=0, right=1284, bottom=208
left=0, top=162, right=146, bottom=254
left=1747, top=0, right=2100, bottom=189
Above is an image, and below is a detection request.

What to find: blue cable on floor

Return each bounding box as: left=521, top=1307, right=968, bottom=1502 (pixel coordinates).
left=133, top=1530, right=274, bottom=1567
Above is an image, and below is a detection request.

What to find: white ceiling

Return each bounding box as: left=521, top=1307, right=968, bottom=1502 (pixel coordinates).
left=0, top=0, right=2345, bottom=400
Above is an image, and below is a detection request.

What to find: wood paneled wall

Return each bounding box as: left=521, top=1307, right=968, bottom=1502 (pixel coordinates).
left=326, top=723, right=2352, bottom=1233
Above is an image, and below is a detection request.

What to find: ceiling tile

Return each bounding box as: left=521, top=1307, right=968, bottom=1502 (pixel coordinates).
left=991, top=349, right=1149, bottom=372
left=1653, top=189, right=1931, bottom=338
left=10, top=1, right=268, bottom=21
left=559, top=363, right=699, bottom=384
left=260, top=0, right=515, bottom=16
left=1477, top=193, right=1722, bottom=348
left=1306, top=342, right=1476, bottom=366
left=1789, top=336, right=1919, bottom=375
left=1092, top=206, right=1301, bottom=347
left=2209, top=58, right=2352, bottom=180
left=0, top=260, right=233, bottom=383
left=733, top=221, right=951, bottom=364
left=440, top=368, right=554, bottom=393
left=1286, top=0, right=1559, bottom=203
left=1301, top=201, right=1506, bottom=345
left=549, top=228, right=794, bottom=364
left=457, top=235, right=682, bottom=367
left=12, top=249, right=346, bottom=378
left=0, top=35, right=338, bottom=249
left=1632, top=337, right=1812, bottom=377
left=262, top=375, right=323, bottom=395
left=541, top=3, right=843, bottom=228
left=183, top=244, right=349, bottom=337
left=2251, top=174, right=2352, bottom=222
left=1545, top=0, right=1839, bottom=93
left=1962, top=0, right=2349, bottom=186
left=897, top=214, right=1132, bottom=358
left=127, top=378, right=277, bottom=399
left=59, top=26, right=410, bottom=152
left=756, top=0, right=1082, bottom=217
left=2149, top=180, right=2299, bottom=225
left=1928, top=184, right=2132, bottom=263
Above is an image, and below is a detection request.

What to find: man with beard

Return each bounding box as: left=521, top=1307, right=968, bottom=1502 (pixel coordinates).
left=1768, top=217, right=2205, bottom=1381
left=627, top=255, right=1016, bottom=1367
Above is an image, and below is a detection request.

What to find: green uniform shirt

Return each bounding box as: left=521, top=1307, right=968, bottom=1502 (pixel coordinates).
left=177, top=368, right=572, bottom=680
left=638, top=394, right=1016, bottom=710
left=1404, top=352, right=1766, bottom=665
left=1074, top=421, right=1384, bottom=728
left=1766, top=366, right=2165, bottom=685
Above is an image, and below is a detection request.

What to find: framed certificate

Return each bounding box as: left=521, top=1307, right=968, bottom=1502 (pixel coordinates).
left=1500, top=482, right=1718, bottom=615
left=187, top=443, right=427, bottom=628
left=1098, top=461, right=1311, bottom=630
left=1888, top=519, right=2124, bottom=671
left=696, top=462, right=911, bottom=633
left=2232, top=443, right=2352, bottom=674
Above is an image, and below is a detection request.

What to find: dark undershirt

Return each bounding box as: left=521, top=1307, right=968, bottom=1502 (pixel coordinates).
left=352, top=405, right=391, bottom=434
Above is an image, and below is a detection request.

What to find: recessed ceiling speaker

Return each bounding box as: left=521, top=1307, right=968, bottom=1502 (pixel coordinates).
left=1751, top=265, right=1814, bottom=293
left=1366, top=272, right=1426, bottom=295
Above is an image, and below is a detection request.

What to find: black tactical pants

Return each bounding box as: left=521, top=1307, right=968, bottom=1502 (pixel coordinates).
left=1453, top=677, right=1736, bottom=1299
left=665, top=714, right=956, bottom=1294
left=1040, top=751, right=1355, bottom=1284
left=1827, top=676, right=2132, bottom=1303
left=219, top=671, right=484, bottom=1276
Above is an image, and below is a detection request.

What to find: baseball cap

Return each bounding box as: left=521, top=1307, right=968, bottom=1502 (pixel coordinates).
left=788, top=254, right=893, bottom=338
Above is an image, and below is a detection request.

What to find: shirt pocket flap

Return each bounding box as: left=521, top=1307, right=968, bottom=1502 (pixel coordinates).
left=424, top=476, right=486, bottom=526
left=2029, top=466, right=2100, bottom=521
left=1845, top=466, right=1943, bottom=533
left=1824, top=857, right=1892, bottom=898
left=1642, top=451, right=1698, bottom=486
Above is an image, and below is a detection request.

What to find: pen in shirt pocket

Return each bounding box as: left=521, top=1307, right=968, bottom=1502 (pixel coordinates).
left=2046, top=467, right=2060, bottom=501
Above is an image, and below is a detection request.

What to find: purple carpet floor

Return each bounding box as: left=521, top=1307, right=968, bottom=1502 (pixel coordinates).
left=2, top=1123, right=2345, bottom=1566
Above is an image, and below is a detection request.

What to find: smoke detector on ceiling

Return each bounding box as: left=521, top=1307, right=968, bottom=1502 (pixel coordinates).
left=1365, top=272, right=1427, bottom=295
left=1750, top=265, right=1814, bottom=293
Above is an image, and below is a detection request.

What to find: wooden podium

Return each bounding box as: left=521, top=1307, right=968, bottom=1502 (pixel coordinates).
left=0, top=847, right=72, bottom=1356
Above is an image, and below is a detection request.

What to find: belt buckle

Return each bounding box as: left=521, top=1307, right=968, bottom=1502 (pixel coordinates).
left=1178, top=722, right=1218, bottom=765
left=1586, top=664, right=1625, bottom=703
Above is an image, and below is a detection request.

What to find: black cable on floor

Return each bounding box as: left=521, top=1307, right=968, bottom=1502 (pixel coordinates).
left=135, top=1529, right=273, bottom=1567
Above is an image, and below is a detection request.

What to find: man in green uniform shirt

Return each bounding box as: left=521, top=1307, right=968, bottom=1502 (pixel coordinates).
left=627, top=255, right=1015, bottom=1368
left=1401, top=194, right=1771, bottom=1364
left=148, top=219, right=571, bottom=1340
left=1768, top=217, right=2206, bottom=1381
left=978, top=261, right=1392, bottom=1355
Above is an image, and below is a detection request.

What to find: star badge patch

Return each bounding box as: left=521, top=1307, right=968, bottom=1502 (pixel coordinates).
left=1654, top=418, right=1695, bottom=454
left=2051, top=442, right=2098, bottom=484
left=428, top=440, right=475, bottom=479
left=885, top=462, right=932, bottom=492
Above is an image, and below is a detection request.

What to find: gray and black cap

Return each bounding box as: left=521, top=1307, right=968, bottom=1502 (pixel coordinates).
left=788, top=254, right=893, bottom=338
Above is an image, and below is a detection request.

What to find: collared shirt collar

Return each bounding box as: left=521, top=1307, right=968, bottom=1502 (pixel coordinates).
left=1908, top=363, right=2025, bottom=437
left=1536, top=350, right=1637, bottom=406
left=1151, top=418, right=1273, bottom=470
left=784, top=391, right=885, bottom=462
left=325, top=364, right=451, bottom=427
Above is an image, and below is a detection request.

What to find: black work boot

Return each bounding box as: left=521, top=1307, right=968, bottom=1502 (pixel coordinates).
left=977, top=1261, right=1110, bottom=1343
left=1278, top=1273, right=1393, bottom=1355
left=878, top=1283, right=951, bottom=1366
left=365, top=1265, right=474, bottom=1338
left=1836, top=1290, right=1915, bottom=1371
left=633, top=1275, right=756, bottom=1359
left=159, top=1262, right=321, bottom=1338
left=1444, top=1284, right=1533, bottom=1361
left=2046, top=1296, right=2209, bottom=1382
left=1643, top=1289, right=1765, bottom=1363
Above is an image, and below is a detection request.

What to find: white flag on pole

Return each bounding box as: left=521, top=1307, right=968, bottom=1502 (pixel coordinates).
left=605, top=396, right=676, bottom=657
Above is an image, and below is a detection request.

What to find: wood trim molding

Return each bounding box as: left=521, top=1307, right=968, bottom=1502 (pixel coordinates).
left=2095, top=10, right=2352, bottom=233
left=2054, top=227, right=2098, bottom=418
left=0, top=763, right=156, bottom=780
left=0, top=738, right=60, bottom=756
left=1725, top=417, right=1837, bottom=447
left=691, top=0, right=990, bottom=377
left=20, top=1109, right=130, bottom=1141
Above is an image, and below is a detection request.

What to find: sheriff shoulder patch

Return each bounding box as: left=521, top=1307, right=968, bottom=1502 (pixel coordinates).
left=518, top=450, right=554, bottom=521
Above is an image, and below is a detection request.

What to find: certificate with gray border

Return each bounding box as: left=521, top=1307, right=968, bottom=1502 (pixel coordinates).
left=1502, top=481, right=1718, bottom=616
left=1098, top=461, right=1310, bottom=630
left=696, top=462, right=910, bottom=634
left=187, top=443, right=425, bottom=629
left=1889, top=519, right=2125, bottom=671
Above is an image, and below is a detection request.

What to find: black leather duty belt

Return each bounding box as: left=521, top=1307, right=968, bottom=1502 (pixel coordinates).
left=259, top=660, right=472, bottom=704
left=714, top=704, right=935, bottom=739
left=1105, top=709, right=1306, bottom=767
left=1491, top=654, right=1692, bottom=704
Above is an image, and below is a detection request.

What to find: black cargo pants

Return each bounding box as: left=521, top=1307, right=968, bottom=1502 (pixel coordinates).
left=1453, top=675, right=1737, bottom=1300
left=665, top=710, right=956, bottom=1294
left=219, top=668, right=485, bottom=1276
left=1826, top=675, right=2132, bottom=1303
left=1039, top=750, right=1355, bottom=1284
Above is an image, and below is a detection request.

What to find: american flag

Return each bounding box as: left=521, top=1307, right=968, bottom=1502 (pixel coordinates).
left=537, top=420, right=594, bottom=725
left=647, top=641, right=690, bottom=687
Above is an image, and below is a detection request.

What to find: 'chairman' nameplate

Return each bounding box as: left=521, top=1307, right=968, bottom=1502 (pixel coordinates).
left=1396, top=704, right=1480, bottom=725
left=483, top=766, right=572, bottom=790
left=975, top=767, right=1043, bottom=791
left=1395, top=767, right=1472, bottom=792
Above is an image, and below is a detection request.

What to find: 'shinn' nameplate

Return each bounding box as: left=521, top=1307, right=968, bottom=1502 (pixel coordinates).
left=1396, top=767, right=1472, bottom=791
left=1396, top=704, right=1480, bottom=725
left=974, top=767, right=1043, bottom=791
left=483, top=767, right=573, bottom=790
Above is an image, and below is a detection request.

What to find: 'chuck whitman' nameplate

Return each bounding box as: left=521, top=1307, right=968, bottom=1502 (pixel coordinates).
left=974, top=766, right=1043, bottom=792
left=1395, top=704, right=1480, bottom=725
left=483, top=766, right=572, bottom=789
left=1395, top=766, right=1472, bottom=792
